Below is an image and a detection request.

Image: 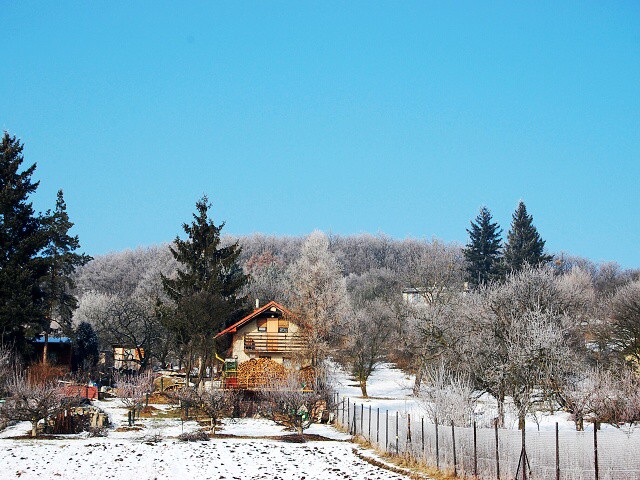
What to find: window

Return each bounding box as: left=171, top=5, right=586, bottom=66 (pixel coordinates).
left=278, top=318, right=289, bottom=333
left=257, top=318, right=267, bottom=332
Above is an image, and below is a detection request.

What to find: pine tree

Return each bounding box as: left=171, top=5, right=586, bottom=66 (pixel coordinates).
left=463, top=206, right=503, bottom=286
left=161, top=196, right=248, bottom=384
left=0, top=133, right=48, bottom=350
left=503, top=201, right=552, bottom=272
left=41, top=190, right=92, bottom=363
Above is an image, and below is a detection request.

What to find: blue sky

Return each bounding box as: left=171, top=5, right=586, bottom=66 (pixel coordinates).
left=1, top=2, right=639, bottom=266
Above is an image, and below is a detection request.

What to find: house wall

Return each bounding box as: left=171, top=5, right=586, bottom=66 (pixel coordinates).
left=230, top=317, right=304, bottom=366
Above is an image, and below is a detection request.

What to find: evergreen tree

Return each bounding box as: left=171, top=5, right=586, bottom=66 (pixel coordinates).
left=463, top=206, right=503, bottom=286
left=503, top=201, right=552, bottom=272
left=0, top=133, right=48, bottom=350
left=41, top=190, right=92, bottom=363
left=161, top=196, right=248, bottom=384
left=72, top=321, right=99, bottom=371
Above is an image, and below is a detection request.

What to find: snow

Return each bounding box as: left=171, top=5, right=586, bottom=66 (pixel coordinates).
left=331, top=362, right=600, bottom=431
left=0, top=397, right=413, bottom=479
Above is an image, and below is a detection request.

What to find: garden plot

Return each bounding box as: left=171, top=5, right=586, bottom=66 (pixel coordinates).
left=0, top=398, right=413, bottom=480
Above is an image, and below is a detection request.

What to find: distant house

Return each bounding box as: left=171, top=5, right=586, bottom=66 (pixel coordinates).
left=112, top=345, right=145, bottom=371
left=31, top=335, right=73, bottom=370
left=402, top=283, right=470, bottom=305
left=215, top=301, right=307, bottom=368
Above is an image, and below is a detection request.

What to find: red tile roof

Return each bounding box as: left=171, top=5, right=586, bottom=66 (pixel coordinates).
left=215, top=300, right=294, bottom=339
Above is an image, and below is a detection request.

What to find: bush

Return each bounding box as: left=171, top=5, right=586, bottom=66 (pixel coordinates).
left=177, top=430, right=209, bottom=442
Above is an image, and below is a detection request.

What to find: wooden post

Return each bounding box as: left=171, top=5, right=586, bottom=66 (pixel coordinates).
left=473, top=420, right=478, bottom=478
left=407, top=413, right=412, bottom=443
left=594, top=422, right=599, bottom=480
left=160, top=377, right=164, bottom=392
left=495, top=419, right=500, bottom=480
left=377, top=408, right=380, bottom=444
left=421, top=417, right=425, bottom=455
left=396, top=411, right=399, bottom=455
left=556, top=422, right=560, bottom=480
left=386, top=410, right=389, bottom=451
left=435, top=417, right=440, bottom=470
left=347, top=398, right=350, bottom=429
left=360, top=404, right=364, bottom=435
left=522, top=427, right=527, bottom=480
left=451, top=420, right=457, bottom=478
left=353, top=404, right=357, bottom=435
left=368, top=405, right=372, bottom=439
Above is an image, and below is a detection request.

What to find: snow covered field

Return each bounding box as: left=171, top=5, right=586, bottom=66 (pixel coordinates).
left=0, top=397, right=413, bottom=480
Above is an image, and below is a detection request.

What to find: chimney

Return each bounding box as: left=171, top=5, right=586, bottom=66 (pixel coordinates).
left=255, top=298, right=260, bottom=309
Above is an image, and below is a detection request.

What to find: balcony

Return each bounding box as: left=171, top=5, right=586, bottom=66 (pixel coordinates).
left=243, top=333, right=306, bottom=353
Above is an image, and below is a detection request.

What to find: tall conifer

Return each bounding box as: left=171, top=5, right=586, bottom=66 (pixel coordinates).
left=503, top=201, right=552, bottom=272
left=464, top=206, right=503, bottom=286
left=41, top=190, right=92, bottom=363
left=161, top=196, right=248, bottom=383
left=0, top=133, right=48, bottom=349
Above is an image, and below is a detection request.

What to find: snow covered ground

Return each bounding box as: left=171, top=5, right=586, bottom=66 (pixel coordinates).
left=0, top=397, right=413, bottom=480
left=331, top=362, right=590, bottom=432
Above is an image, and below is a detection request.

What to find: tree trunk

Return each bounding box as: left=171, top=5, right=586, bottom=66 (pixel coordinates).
left=412, top=358, right=426, bottom=396
left=576, top=415, right=584, bottom=431
left=297, top=416, right=303, bottom=435
left=497, top=393, right=505, bottom=428
left=518, top=411, right=526, bottom=430
left=31, top=420, right=38, bottom=437
left=359, top=379, right=368, bottom=398
left=210, top=417, right=216, bottom=435
left=42, top=331, right=49, bottom=365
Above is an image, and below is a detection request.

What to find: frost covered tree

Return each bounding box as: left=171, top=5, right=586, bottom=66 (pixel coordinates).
left=288, top=231, right=349, bottom=366
left=503, top=201, right=552, bottom=273
left=419, top=364, right=477, bottom=427
left=244, top=251, right=290, bottom=305
left=464, top=206, right=503, bottom=287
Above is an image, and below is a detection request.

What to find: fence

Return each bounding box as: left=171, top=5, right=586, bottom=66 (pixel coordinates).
left=333, top=395, right=640, bottom=480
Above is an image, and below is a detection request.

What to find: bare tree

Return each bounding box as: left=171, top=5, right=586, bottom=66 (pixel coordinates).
left=0, top=375, right=82, bottom=437
left=607, top=280, right=640, bottom=366
left=114, top=372, right=154, bottom=413
left=260, top=370, right=332, bottom=435
left=197, top=387, right=238, bottom=434
left=339, top=301, right=392, bottom=398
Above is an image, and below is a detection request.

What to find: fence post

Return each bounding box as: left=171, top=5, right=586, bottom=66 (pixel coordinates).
left=347, top=398, right=350, bottom=430
left=396, top=411, right=399, bottom=455
left=495, top=419, right=500, bottom=480
left=353, top=404, right=357, bottom=435
left=556, top=422, right=560, bottom=480
left=473, top=420, right=478, bottom=478
left=386, top=410, right=389, bottom=451
left=421, top=417, right=425, bottom=456
left=435, top=417, right=440, bottom=470
left=377, top=408, right=380, bottom=444
left=368, top=405, right=372, bottom=439
left=408, top=413, right=412, bottom=444
left=451, top=420, right=457, bottom=478
left=360, top=404, right=364, bottom=436
left=594, top=421, right=599, bottom=480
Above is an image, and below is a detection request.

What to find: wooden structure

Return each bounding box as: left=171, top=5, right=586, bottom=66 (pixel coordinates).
left=215, top=301, right=307, bottom=367
left=112, top=345, right=145, bottom=371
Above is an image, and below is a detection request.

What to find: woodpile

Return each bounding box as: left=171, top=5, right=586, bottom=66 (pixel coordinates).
left=236, top=358, right=286, bottom=388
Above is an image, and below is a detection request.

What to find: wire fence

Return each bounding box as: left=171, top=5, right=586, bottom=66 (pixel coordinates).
left=332, top=395, right=640, bottom=480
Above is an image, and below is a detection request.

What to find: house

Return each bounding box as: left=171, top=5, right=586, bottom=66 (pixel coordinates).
left=112, top=345, right=145, bottom=371
left=31, top=335, right=73, bottom=370
left=215, top=300, right=307, bottom=368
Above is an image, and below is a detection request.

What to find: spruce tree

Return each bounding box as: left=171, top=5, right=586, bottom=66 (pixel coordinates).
left=41, top=190, right=92, bottom=363
left=503, top=201, right=552, bottom=272
left=0, top=133, right=48, bottom=350
left=161, top=196, right=248, bottom=384
left=464, top=206, right=503, bottom=286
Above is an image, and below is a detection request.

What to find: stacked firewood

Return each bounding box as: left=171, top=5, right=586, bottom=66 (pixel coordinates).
left=236, top=358, right=286, bottom=388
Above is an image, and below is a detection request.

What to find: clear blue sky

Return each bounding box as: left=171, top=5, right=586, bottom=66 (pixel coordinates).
left=2, top=2, right=639, bottom=267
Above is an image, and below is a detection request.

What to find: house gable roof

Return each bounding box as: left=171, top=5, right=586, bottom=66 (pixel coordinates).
left=215, top=301, right=294, bottom=339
